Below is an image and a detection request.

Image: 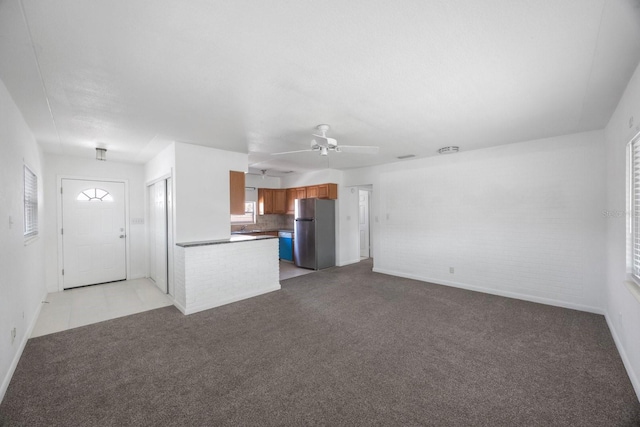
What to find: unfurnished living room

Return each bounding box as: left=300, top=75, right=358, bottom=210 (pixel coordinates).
left=2, top=1, right=640, bottom=425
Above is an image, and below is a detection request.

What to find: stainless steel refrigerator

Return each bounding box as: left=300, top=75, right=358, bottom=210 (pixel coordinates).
left=294, top=198, right=336, bottom=270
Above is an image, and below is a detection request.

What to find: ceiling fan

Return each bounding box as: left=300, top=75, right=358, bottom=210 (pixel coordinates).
left=272, top=124, right=379, bottom=156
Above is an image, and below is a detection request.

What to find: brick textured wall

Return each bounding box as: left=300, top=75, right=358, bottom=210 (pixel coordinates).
left=175, top=239, right=280, bottom=315
left=373, top=132, right=605, bottom=312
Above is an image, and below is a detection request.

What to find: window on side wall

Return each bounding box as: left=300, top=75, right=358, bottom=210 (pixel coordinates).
left=629, top=135, right=640, bottom=281
left=626, top=135, right=640, bottom=302
left=231, top=201, right=256, bottom=224
left=23, top=165, right=38, bottom=239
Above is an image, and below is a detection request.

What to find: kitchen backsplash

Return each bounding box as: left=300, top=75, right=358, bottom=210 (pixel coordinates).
left=231, top=214, right=294, bottom=232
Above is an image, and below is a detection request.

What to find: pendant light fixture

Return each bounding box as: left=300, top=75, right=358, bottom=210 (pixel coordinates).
left=96, top=148, right=107, bottom=161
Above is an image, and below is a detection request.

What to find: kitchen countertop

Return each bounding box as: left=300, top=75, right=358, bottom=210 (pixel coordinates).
left=231, top=229, right=294, bottom=235
left=176, top=235, right=278, bottom=247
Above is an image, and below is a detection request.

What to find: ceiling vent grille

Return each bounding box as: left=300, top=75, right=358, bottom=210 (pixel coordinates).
left=438, top=146, right=459, bottom=154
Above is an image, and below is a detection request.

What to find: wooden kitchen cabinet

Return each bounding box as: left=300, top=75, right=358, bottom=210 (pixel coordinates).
left=258, top=188, right=285, bottom=215
left=229, top=171, right=245, bottom=215
left=286, top=188, right=297, bottom=214
left=317, top=183, right=337, bottom=199
left=306, top=186, right=319, bottom=198
left=260, top=183, right=337, bottom=215
left=273, top=189, right=287, bottom=214
left=296, top=187, right=306, bottom=199
left=258, top=188, right=273, bottom=215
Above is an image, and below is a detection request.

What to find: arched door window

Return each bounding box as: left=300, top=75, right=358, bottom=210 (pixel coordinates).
left=76, top=188, right=114, bottom=201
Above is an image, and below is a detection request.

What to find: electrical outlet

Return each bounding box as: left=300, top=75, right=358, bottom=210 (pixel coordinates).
left=449, top=267, right=454, bottom=274
left=11, top=327, right=16, bottom=344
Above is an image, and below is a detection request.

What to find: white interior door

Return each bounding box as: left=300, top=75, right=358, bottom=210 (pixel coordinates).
left=359, top=190, right=370, bottom=258
left=166, top=177, right=174, bottom=296
left=61, top=179, right=126, bottom=289
left=148, top=180, right=168, bottom=293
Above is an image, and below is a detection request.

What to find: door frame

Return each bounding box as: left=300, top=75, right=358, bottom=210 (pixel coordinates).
left=56, top=175, right=130, bottom=292
left=359, top=188, right=371, bottom=259
left=146, top=173, right=174, bottom=296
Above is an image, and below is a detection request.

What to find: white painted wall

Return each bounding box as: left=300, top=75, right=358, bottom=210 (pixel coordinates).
left=604, top=60, right=640, bottom=399
left=173, top=142, right=247, bottom=243
left=245, top=173, right=280, bottom=202
left=343, top=130, right=607, bottom=313
left=246, top=173, right=280, bottom=189
left=43, top=153, right=147, bottom=291
left=145, top=142, right=175, bottom=184
left=280, top=169, right=343, bottom=189
left=0, top=79, right=47, bottom=402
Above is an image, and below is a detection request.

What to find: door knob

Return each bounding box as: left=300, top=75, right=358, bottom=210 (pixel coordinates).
left=119, top=235, right=126, bottom=238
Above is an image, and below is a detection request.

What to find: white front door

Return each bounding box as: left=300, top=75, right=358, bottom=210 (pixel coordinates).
left=61, top=179, right=126, bottom=289
left=359, top=190, right=370, bottom=258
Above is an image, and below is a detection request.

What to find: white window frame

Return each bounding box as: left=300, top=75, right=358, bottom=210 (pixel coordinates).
left=231, top=201, right=256, bottom=225
left=626, top=133, right=640, bottom=303
left=23, top=164, right=38, bottom=240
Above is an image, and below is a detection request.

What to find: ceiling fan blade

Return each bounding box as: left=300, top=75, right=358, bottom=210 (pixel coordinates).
left=271, top=149, right=314, bottom=155
left=336, top=145, right=380, bottom=154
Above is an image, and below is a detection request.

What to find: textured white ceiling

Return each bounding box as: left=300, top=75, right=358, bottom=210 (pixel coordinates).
left=1, top=0, right=639, bottom=173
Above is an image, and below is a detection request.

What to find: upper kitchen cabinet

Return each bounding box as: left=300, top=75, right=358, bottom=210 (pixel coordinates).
left=229, top=171, right=245, bottom=215
left=286, top=188, right=297, bottom=214
left=259, top=183, right=337, bottom=215
left=317, top=184, right=337, bottom=199
left=258, top=188, right=286, bottom=215
left=306, top=186, right=319, bottom=198
left=296, top=187, right=307, bottom=200
left=305, top=184, right=337, bottom=199
left=258, top=188, right=272, bottom=215
left=273, top=189, right=287, bottom=214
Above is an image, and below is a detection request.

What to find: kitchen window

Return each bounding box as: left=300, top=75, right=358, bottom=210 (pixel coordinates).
left=23, top=165, right=38, bottom=239
left=231, top=201, right=256, bottom=224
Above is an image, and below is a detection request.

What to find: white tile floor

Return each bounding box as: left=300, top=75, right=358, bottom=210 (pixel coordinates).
left=279, top=260, right=316, bottom=280
left=31, top=261, right=315, bottom=338
left=31, top=278, right=173, bottom=338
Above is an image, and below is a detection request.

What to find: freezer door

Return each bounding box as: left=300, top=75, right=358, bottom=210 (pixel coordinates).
left=295, top=198, right=316, bottom=220
left=294, top=219, right=316, bottom=269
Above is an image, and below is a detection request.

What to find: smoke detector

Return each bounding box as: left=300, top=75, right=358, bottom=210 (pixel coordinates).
left=438, top=146, right=459, bottom=154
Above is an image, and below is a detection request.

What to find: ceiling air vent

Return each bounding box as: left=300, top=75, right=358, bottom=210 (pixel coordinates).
left=397, top=154, right=415, bottom=160
left=438, top=146, right=459, bottom=154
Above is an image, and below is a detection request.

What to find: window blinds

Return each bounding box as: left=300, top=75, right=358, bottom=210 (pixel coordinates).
left=23, top=165, right=38, bottom=237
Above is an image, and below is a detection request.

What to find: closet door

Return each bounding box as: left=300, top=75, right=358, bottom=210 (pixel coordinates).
left=149, top=180, right=167, bottom=293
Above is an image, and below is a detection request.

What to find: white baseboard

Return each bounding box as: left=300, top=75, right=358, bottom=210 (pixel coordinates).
left=183, top=284, right=281, bottom=315
left=605, top=313, right=640, bottom=402
left=0, top=288, right=48, bottom=403
left=371, top=267, right=604, bottom=315
left=167, top=295, right=186, bottom=314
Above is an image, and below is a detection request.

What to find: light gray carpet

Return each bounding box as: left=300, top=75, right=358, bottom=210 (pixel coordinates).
left=1, top=259, right=639, bottom=426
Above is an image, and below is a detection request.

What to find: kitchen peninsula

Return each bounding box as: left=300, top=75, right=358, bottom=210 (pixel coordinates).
left=174, top=235, right=280, bottom=315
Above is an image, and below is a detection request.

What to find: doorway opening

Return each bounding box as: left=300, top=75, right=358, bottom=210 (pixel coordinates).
left=359, top=186, right=372, bottom=260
